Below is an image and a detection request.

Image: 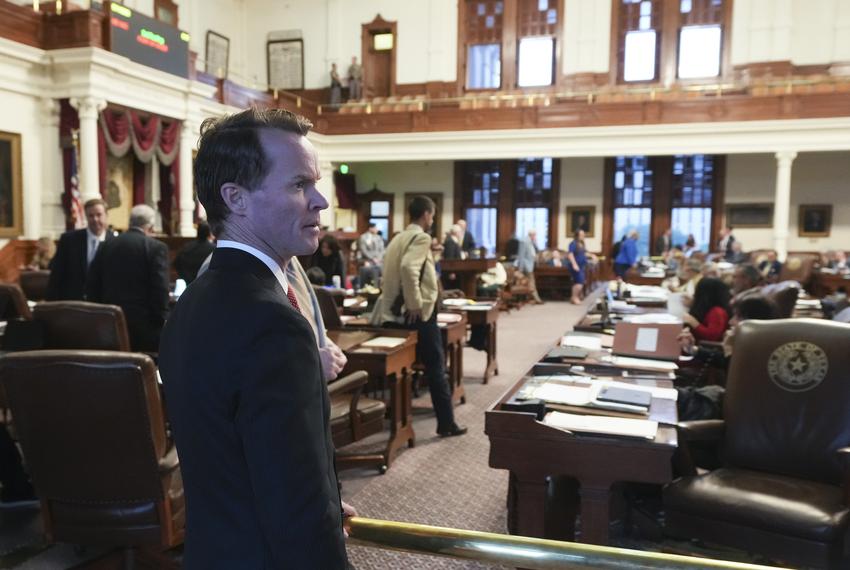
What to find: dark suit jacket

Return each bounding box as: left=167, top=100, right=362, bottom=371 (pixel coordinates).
left=654, top=235, right=671, bottom=256
left=158, top=248, right=347, bottom=569
left=175, top=239, right=216, bottom=284
left=46, top=228, right=113, bottom=301
left=461, top=230, right=476, bottom=253
left=86, top=228, right=169, bottom=352
left=442, top=237, right=463, bottom=260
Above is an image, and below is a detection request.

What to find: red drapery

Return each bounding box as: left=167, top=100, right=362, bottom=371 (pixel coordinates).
left=98, top=108, right=181, bottom=234
left=59, top=99, right=81, bottom=230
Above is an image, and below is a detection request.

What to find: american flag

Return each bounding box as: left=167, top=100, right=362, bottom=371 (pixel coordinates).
left=69, top=131, right=85, bottom=229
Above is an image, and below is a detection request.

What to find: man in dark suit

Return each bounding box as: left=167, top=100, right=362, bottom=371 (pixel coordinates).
left=158, top=109, right=352, bottom=569
left=46, top=198, right=113, bottom=300
left=457, top=218, right=476, bottom=254
left=86, top=204, right=169, bottom=352
left=654, top=228, right=672, bottom=256
left=174, top=221, right=215, bottom=283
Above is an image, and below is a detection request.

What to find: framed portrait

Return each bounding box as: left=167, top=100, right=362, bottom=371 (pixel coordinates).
left=0, top=131, right=23, bottom=238
left=726, top=203, right=773, bottom=228
left=566, top=206, right=595, bottom=238
left=205, top=30, right=230, bottom=79
left=798, top=204, right=832, bottom=237
left=267, top=39, right=304, bottom=90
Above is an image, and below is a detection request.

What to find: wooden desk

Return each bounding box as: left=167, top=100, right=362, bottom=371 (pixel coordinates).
left=486, top=377, right=677, bottom=545
left=534, top=265, right=573, bottom=301
left=813, top=272, right=850, bottom=296
left=328, top=328, right=418, bottom=470
left=449, top=303, right=500, bottom=383
left=440, top=258, right=497, bottom=298
left=438, top=313, right=468, bottom=405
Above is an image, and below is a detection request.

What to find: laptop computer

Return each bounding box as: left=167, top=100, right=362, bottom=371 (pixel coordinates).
left=611, top=322, right=682, bottom=361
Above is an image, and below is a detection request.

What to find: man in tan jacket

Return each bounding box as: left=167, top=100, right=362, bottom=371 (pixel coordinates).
left=371, top=196, right=466, bottom=437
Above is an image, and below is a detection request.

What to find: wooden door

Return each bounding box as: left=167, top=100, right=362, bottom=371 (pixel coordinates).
left=361, top=15, right=396, bottom=99
left=366, top=45, right=392, bottom=98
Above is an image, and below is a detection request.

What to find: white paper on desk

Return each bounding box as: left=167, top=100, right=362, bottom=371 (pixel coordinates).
left=610, top=300, right=636, bottom=310
left=634, top=328, right=659, bottom=352
left=530, top=383, right=596, bottom=406
left=437, top=312, right=463, bottom=324
left=544, top=411, right=658, bottom=440
left=359, top=336, right=406, bottom=348
left=623, top=313, right=682, bottom=325
left=600, top=379, right=678, bottom=401
left=343, top=298, right=363, bottom=308
left=666, top=292, right=687, bottom=319
left=561, top=335, right=603, bottom=351
left=626, top=285, right=669, bottom=300
left=462, top=304, right=494, bottom=311
left=603, top=355, right=678, bottom=371
left=443, top=298, right=472, bottom=306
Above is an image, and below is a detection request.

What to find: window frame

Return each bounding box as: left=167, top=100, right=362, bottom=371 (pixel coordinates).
left=609, top=0, right=733, bottom=87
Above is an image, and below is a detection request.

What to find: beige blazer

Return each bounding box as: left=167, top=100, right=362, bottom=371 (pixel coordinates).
left=370, top=223, right=439, bottom=325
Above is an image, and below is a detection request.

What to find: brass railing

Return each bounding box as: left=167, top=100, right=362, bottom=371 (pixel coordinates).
left=348, top=517, right=787, bottom=570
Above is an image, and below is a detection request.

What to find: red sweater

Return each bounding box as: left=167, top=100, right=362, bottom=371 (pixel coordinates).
left=692, top=306, right=729, bottom=342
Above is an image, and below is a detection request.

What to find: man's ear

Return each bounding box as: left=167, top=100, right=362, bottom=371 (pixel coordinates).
left=220, top=183, right=248, bottom=216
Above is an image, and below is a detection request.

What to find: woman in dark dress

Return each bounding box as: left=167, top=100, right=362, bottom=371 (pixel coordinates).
left=566, top=229, right=587, bottom=304
left=312, top=234, right=346, bottom=287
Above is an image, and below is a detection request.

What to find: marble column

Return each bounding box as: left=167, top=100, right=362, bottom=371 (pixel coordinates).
left=70, top=96, right=106, bottom=203
left=178, top=125, right=196, bottom=236
left=773, top=151, right=797, bottom=261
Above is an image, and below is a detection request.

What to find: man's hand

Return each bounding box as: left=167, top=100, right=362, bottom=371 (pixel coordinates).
left=681, top=313, right=699, bottom=329
left=341, top=501, right=358, bottom=538
left=319, top=339, right=348, bottom=382
left=677, top=327, right=696, bottom=355
left=405, top=308, right=422, bottom=324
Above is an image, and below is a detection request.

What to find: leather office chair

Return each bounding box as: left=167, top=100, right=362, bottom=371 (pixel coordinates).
left=664, top=319, right=850, bottom=568
left=327, top=370, right=388, bottom=473
left=18, top=270, right=50, bottom=302
left=778, top=253, right=819, bottom=290
left=33, top=301, right=131, bottom=351
left=313, top=286, right=344, bottom=329
left=0, top=283, right=32, bottom=320
left=764, top=282, right=799, bottom=318
left=0, top=351, right=184, bottom=556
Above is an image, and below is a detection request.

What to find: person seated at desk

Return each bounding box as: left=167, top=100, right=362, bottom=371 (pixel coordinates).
left=683, top=234, right=699, bottom=258
left=548, top=250, right=564, bottom=268
left=662, top=258, right=702, bottom=301
left=680, top=277, right=730, bottom=343
left=727, top=241, right=748, bottom=265
left=676, top=295, right=779, bottom=420
left=613, top=230, right=639, bottom=279
left=730, top=263, right=763, bottom=307
left=478, top=261, right=507, bottom=297
left=758, top=250, right=782, bottom=282
left=824, top=250, right=849, bottom=274
left=312, top=234, right=346, bottom=287
left=566, top=229, right=588, bottom=305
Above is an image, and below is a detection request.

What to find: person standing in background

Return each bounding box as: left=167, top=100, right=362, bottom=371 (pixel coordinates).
left=347, top=56, right=362, bottom=101
left=515, top=229, right=542, bottom=304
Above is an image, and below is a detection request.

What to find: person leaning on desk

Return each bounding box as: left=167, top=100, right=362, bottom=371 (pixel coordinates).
left=613, top=230, right=639, bottom=279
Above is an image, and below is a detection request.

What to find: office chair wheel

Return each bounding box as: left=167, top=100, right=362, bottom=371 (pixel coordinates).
left=378, top=464, right=388, bottom=475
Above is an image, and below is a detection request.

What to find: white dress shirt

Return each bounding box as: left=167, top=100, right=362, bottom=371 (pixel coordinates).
left=217, top=240, right=289, bottom=294
left=86, top=229, right=106, bottom=265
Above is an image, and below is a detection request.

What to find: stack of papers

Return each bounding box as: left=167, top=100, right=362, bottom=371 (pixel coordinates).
left=560, top=335, right=603, bottom=351
left=544, top=411, right=658, bottom=440
left=443, top=298, right=473, bottom=307
left=437, top=312, right=463, bottom=324
left=601, top=355, right=679, bottom=371
left=622, top=313, right=682, bottom=325
left=359, top=336, right=406, bottom=349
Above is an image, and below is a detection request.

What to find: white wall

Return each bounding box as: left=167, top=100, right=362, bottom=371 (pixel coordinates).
left=562, top=0, right=611, bottom=76
left=348, top=161, right=454, bottom=235
left=724, top=152, right=850, bottom=252
left=558, top=157, right=604, bottom=252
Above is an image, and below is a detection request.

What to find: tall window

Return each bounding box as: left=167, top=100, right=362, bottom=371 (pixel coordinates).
left=368, top=201, right=391, bottom=242
left=671, top=154, right=714, bottom=251
left=460, top=0, right=561, bottom=91
left=677, top=0, right=724, bottom=79
left=461, top=162, right=501, bottom=255
left=612, top=156, right=654, bottom=257
left=514, top=158, right=554, bottom=248
left=516, top=0, right=559, bottom=87
left=464, top=1, right=504, bottom=89
left=617, top=0, right=662, bottom=83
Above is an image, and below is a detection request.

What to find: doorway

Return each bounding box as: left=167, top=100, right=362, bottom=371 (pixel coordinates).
left=361, top=15, right=396, bottom=99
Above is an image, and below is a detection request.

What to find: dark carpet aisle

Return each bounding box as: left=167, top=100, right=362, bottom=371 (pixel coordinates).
left=341, top=300, right=590, bottom=569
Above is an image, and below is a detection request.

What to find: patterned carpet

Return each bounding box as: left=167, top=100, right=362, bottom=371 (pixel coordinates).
left=340, top=300, right=590, bottom=569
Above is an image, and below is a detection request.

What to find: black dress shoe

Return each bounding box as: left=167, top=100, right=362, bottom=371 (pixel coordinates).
left=437, top=424, right=468, bottom=437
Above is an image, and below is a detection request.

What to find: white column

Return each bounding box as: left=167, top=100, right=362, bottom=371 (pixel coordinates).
left=40, top=98, right=64, bottom=237
left=317, top=159, right=335, bottom=230
left=773, top=151, right=797, bottom=261
left=70, top=96, right=106, bottom=203
left=178, top=125, right=195, bottom=236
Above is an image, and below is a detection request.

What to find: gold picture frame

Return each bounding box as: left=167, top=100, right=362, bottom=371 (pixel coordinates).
left=0, top=131, right=23, bottom=238
left=798, top=204, right=832, bottom=238
left=566, top=206, right=595, bottom=238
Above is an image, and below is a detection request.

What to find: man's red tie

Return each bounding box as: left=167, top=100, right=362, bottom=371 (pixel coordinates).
left=286, top=287, right=301, bottom=313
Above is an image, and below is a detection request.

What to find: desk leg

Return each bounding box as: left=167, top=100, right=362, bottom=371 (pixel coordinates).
left=384, top=369, right=416, bottom=468
left=578, top=485, right=612, bottom=545
left=509, top=472, right=547, bottom=539
left=483, top=322, right=498, bottom=383
left=449, top=341, right=465, bottom=405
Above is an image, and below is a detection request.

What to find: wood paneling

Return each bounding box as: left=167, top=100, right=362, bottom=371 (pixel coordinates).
left=43, top=10, right=106, bottom=50
left=0, top=240, right=37, bottom=285
left=0, top=1, right=43, bottom=48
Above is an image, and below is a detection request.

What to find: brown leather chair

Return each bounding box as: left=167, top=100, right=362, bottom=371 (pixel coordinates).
left=33, top=301, right=130, bottom=351
left=313, top=286, right=344, bottom=330
left=664, top=319, right=850, bottom=568
left=764, top=282, right=800, bottom=318
left=0, top=283, right=32, bottom=320
left=0, top=350, right=184, bottom=553
left=327, top=370, right=388, bottom=473
left=778, top=253, right=819, bottom=290
left=18, top=270, right=50, bottom=302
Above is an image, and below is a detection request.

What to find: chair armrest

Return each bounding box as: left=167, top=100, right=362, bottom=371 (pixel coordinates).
left=836, top=447, right=850, bottom=506
left=327, top=370, right=368, bottom=397
left=158, top=445, right=179, bottom=474
left=697, top=341, right=723, bottom=350
left=677, top=420, right=725, bottom=442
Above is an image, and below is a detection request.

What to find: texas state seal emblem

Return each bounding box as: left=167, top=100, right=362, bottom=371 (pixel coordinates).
left=767, top=342, right=828, bottom=392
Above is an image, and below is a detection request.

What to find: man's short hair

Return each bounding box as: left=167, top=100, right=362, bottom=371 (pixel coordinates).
left=130, top=204, right=156, bottom=229
left=197, top=220, right=212, bottom=241
left=84, top=198, right=107, bottom=212
left=408, top=195, right=435, bottom=220
left=367, top=222, right=377, bottom=229
left=194, top=108, right=313, bottom=236
left=737, top=263, right=761, bottom=286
